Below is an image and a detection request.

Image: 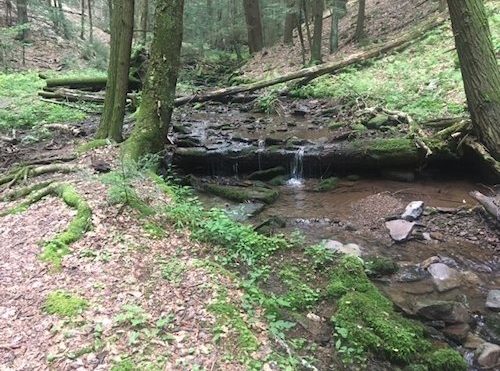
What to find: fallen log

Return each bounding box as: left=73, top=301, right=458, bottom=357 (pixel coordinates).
left=470, top=191, right=499, bottom=220
left=44, top=76, right=141, bottom=91
left=174, top=14, right=446, bottom=106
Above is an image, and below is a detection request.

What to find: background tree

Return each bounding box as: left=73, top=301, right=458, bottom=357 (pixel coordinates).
left=16, top=0, right=28, bottom=40
left=243, top=0, right=264, bottom=53
left=283, top=0, right=297, bottom=45
left=97, top=0, right=135, bottom=142
left=122, top=0, right=185, bottom=160
left=87, top=0, right=93, bottom=42
left=138, top=0, right=148, bottom=44
left=354, top=0, right=366, bottom=42
left=80, top=0, right=85, bottom=39
left=447, top=0, right=500, bottom=159
left=310, top=0, right=323, bottom=63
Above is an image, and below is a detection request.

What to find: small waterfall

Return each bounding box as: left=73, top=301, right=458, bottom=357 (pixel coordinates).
left=233, top=162, right=239, bottom=178
left=287, top=147, right=304, bottom=186
left=257, top=139, right=265, bottom=171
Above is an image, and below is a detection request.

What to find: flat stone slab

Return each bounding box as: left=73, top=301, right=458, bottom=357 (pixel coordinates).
left=427, top=263, right=462, bottom=292
left=486, top=290, right=500, bottom=311
left=385, top=219, right=415, bottom=242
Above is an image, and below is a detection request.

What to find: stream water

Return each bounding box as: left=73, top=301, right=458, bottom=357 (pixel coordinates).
left=172, top=101, right=500, bottom=369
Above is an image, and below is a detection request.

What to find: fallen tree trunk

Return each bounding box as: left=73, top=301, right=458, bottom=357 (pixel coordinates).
left=470, top=191, right=499, bottom=220
left=44, top=76, right=141, bottom=91
left=174, top=14, right=446, bottom=106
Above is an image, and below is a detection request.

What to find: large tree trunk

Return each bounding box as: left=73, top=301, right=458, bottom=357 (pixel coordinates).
left=139, top=0, right=148, bottom=44
left=310, top=0, right=323, bottom=63
left=16, top=0, right=29, bottom=40
left=122, top=0, right=184, bottom=160
left=447, top=0, right=500, bottom=160
left=354, top=0, right=366, bottom=42
left=283, top=0, right=297, bottom=45
left=97, top=0, right=135, bottom=142
left=6, top=0, right=13, bottom=26
left=243, top=0, right=264, bottom=53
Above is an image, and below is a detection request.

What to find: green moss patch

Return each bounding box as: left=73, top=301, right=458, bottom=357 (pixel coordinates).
left=43, top=290, right=88, bottom=317
left=76, top=139, right=112, bottom=155
left=328, top=256, right=464, bottom=366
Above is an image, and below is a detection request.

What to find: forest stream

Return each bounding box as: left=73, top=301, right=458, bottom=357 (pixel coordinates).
left=170, top=100, right=500, bottom=370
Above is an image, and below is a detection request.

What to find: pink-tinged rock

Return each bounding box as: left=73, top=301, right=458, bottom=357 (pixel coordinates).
left=385, top=219, right=415, bottom=242
left=427, top=263, right=462, bottom=292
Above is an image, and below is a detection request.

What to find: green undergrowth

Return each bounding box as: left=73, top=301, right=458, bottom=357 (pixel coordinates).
left=43, top=290, right=88, bottom=317
left=148, top=173, right=465, bottom=369
left=0, top=72, right=86, bottom=131
left=209, top=289, right=260, bottom=360
left=291, top=4, right=500, bottom=122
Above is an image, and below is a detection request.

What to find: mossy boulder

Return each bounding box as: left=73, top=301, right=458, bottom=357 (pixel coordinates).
left=365, top=114, right=391, bottom=129
left=328, top=256, right=463, bottom=366
left=247, top=166, right=286, bottom=181
left=316, top=177, right=339, bottom=192
left=365, top=256, right=399, bottom=277
left=204, top=183, right=279, bottom=204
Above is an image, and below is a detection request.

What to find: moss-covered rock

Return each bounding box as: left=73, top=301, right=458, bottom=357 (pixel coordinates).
left=328, top=256, right=463, bottom=365
left=204, top=183, right=279, bottom=204
left=365, top=256, right=399, bottom=277
left=365, top=114, right=390, bottom=129
left=247, top=166, right=286, bottom=181
left=425, top=348, right=466, bottom=371
left=268, top=175, right=286, bottom=186
left=316, top=177, right=339, bottom=192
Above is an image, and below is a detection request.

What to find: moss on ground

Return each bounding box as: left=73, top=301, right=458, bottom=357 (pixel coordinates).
left=76, top=139, right=112, bottom=155
left=43, top=290, right=88, bottom=317
left=0, top=72, right=88, bottom=131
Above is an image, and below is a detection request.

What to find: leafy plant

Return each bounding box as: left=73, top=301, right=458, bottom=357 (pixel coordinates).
left=115, top=304, right=150, bottom=329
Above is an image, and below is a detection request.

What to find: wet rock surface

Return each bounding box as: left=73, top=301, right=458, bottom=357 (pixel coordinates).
left=427, top=263, right=463, bottom=292
left=486, top=290, right=500, bottom=311
left=385, top=219, right=415, bottom=242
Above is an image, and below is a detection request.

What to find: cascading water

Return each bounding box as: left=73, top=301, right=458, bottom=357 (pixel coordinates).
left=287, top=147, right=305, bottom=187
left=257, top=139, right=265, bottom=171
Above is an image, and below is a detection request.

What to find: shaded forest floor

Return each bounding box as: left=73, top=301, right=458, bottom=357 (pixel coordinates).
left=0, top=143, right=274, bottom=370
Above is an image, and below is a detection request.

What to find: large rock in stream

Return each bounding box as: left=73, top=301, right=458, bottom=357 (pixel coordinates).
left=427, top=263, right=463, bottom=292
left=385, top=219, right=415, bottom=242
left=203, top=183, right=279, bottom=204
left=486, top=290, right=500, bottom=311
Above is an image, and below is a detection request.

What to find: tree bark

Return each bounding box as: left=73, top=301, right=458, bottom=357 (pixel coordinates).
left=80, top=0, right=85, bottom=39
left=310, top=0, right=324, bottom=63
left=122, top=0, right=184, bottom=160
left=354, top=0, right=366, bottom=42
left=87, top=0, right=93, bottom=42
left=97, top=0, right=135, bottom=142
left=329, top=7, right=339, bottom=53
left=6, top=0, right=13, bottom=26
left=16, top=0, right=29, bottom=40
left=283, top=0, right=297, bottom=45
left=447, top=0, right=500, bottom=160
left=243, top=0, right=264, bottom=53
left=139, top=0, right=148, bottom=44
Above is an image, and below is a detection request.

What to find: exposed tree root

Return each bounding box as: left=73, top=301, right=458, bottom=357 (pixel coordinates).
left=0, top=182, right=92, bottom=268
left=0, top=164, right=78, bottom=188
left=463, top=137, right=500, bottom=183
left=0, top=181, right=54, bottom=202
